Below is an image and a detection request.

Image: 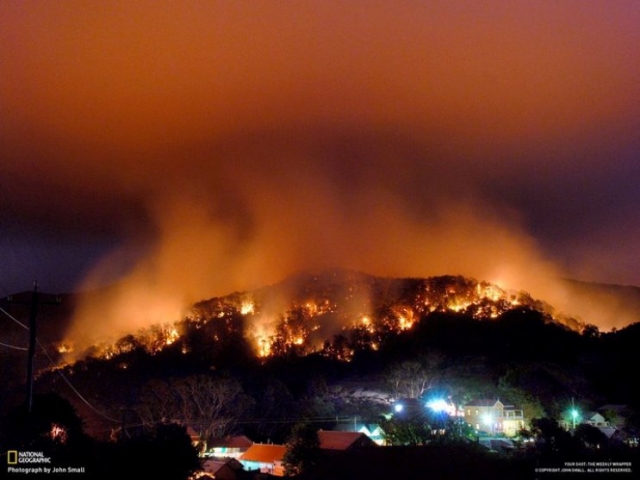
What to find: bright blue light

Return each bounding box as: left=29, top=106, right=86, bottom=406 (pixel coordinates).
left=426, top=399, right=449, bottom=413
left=394, top=404, right=404, bottom=413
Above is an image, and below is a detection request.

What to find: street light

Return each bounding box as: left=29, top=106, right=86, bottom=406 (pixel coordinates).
left=570, top=397, right=580, bottom=430
left=426, top=399, right=449, bottom=413
left=571, top=409, right=579, bottom=429
left=426, top=399, right=450, bottom=435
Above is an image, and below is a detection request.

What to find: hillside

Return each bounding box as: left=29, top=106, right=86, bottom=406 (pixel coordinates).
left=3, top=270, right=640, bottom=442
left=40, top=270, right=583, bottom=364
left=6, top=270, right=640, bottom=367
left=561, top=278, right=640, bottom=328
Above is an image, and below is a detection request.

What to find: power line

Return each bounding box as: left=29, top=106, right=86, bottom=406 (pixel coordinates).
left=0, top=299, right=119, bottom=423
left=1, top=305, right=363, bottom=428
left=0, top=306, right=29, bottom=347
left=11, top=282, right=54, bottom=413
left=234, top=417, right=355, bottom=425
left=92, top=416, right=360, bottom=435
left=0, top=340, right=28, bottom=351
left=36, top=338, right=120, bottom=424
left=0, top=305, right=29, bottom=330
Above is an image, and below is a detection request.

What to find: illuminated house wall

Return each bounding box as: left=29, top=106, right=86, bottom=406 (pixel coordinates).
left=239, top=444, right=286, bottom=477
left=464, top=399, right=525, bottom=437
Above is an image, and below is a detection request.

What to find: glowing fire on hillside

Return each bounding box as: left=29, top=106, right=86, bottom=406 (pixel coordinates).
left=240, top=301, right=255, bottom=315
left=57, top=274, right=580, bottom=365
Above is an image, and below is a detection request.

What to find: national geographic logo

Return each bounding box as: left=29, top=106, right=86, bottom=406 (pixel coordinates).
left=6, top=451, right=52, bottom=464
left=6, top=450, right=87, bottom=476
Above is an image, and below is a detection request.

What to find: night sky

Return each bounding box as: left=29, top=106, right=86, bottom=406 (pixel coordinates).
left=1, top=2, right=639, bottom=335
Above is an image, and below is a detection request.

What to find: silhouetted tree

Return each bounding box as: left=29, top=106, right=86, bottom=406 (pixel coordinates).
left=574, top=423, right=609, bottom=450
left=0, top=393, right=94, bottom=467
left=1, top=393, right=86, bottom=450
left=380, top=417, right=434, bottom=446
left=385, top=356, right=440, bottom=399
left=581, top=324, right=600, bottom=339
left=530, top=418, right=578, bottom=458
left=283, top=422, right=321, bottom=476
left=251, top=378, right=295, bottom=441
left=99, top=422, right=199, bottom=480
left=136, top=374, right=254, bottom=446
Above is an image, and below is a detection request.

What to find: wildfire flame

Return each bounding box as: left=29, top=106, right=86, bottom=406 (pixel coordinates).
left=240, top=301, right=255, bottom=315
left=56, top=342, right=74, bottom=354
left=50, top=424, right=67, bottom=443
left=258, top=337, right=272, bottom=357
left=61, top=275, right=578, bottom=364
left=165, top=327, right=179, bottom=346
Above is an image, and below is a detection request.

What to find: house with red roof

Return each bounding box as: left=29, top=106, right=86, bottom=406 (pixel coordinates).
left=318, top=430, right=378, bottom=451
left=239, top=443, right=286, bottom=476
left=207, top=435, right=254, bottom=459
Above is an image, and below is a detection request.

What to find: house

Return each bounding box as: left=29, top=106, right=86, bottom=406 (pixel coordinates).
left=579, top=412, right=621, bottom=440
left=317, top=430, right=378, bottom=451
left=585, top=412, right=609, bottom=427
left=336, top=423, right=386, bottom=446
left=202, top=458, right=244, bottom=480
left=239, top=444, right=286, bottom=477
left=463, top=399, right=525, bottom=437
left=207, top=435, right=254, bottom=459
left=357, top=425, right=386, bottom=446
left=597, top=404, right=630, bottom=429
left=596, top=426, right=618, bottom=439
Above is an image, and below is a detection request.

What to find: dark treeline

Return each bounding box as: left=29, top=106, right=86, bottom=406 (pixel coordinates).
left=2, top=307, right=640, bottom=479
left=9, top=308, right=638, bottom=440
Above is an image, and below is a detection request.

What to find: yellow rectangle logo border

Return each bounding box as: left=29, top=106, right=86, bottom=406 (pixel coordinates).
left=7, top=450, right=18, bottom=464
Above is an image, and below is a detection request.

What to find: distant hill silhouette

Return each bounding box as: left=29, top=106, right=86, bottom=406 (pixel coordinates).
left=55, top=269, right=587, bottom=362
left=3, top=270, right=639, bottom=442
left=4, top=270, right=640, bottom=365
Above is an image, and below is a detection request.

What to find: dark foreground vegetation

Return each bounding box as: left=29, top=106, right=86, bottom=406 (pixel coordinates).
left=2, top=273, right=640, bottom=479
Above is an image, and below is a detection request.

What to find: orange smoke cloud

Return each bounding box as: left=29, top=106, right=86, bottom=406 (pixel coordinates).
left=66, top=139, right=625, bottom=355
left=1, top=2, right=638, bottom=348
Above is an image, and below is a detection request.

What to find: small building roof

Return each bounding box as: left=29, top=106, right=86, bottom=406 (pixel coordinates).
left=465, top=399, right=519, bottom=409
left=336, top=423, right=382, bottom=434
left=599, top=426, right=618, bottom=438
left=240, top=444, right=286, bottom=463
left=203, top=458, right=243, bottom=474
left=465, top=399, right=503, bottom=408
left=210, top=435, right=254, bottom=449
left=318, top=431, right=376, bottom=450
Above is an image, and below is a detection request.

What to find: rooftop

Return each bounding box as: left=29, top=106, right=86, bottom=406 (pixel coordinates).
left=240, top=444, right=286, bottom=463
left=210, top=435, right=254, bottom=449
left=318, top=430, right=376, bottom=450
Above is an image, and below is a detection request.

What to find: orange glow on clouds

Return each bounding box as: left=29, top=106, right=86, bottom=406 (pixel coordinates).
left=1, top=1, right=639, bottom=342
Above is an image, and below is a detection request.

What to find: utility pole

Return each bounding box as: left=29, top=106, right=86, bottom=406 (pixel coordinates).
left=9, top=281, right=60, bottom=413
left=26, top=282, right=39, bottom=414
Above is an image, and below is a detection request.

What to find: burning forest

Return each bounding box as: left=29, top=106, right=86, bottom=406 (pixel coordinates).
left=58, top=270, right=583, bottom=366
